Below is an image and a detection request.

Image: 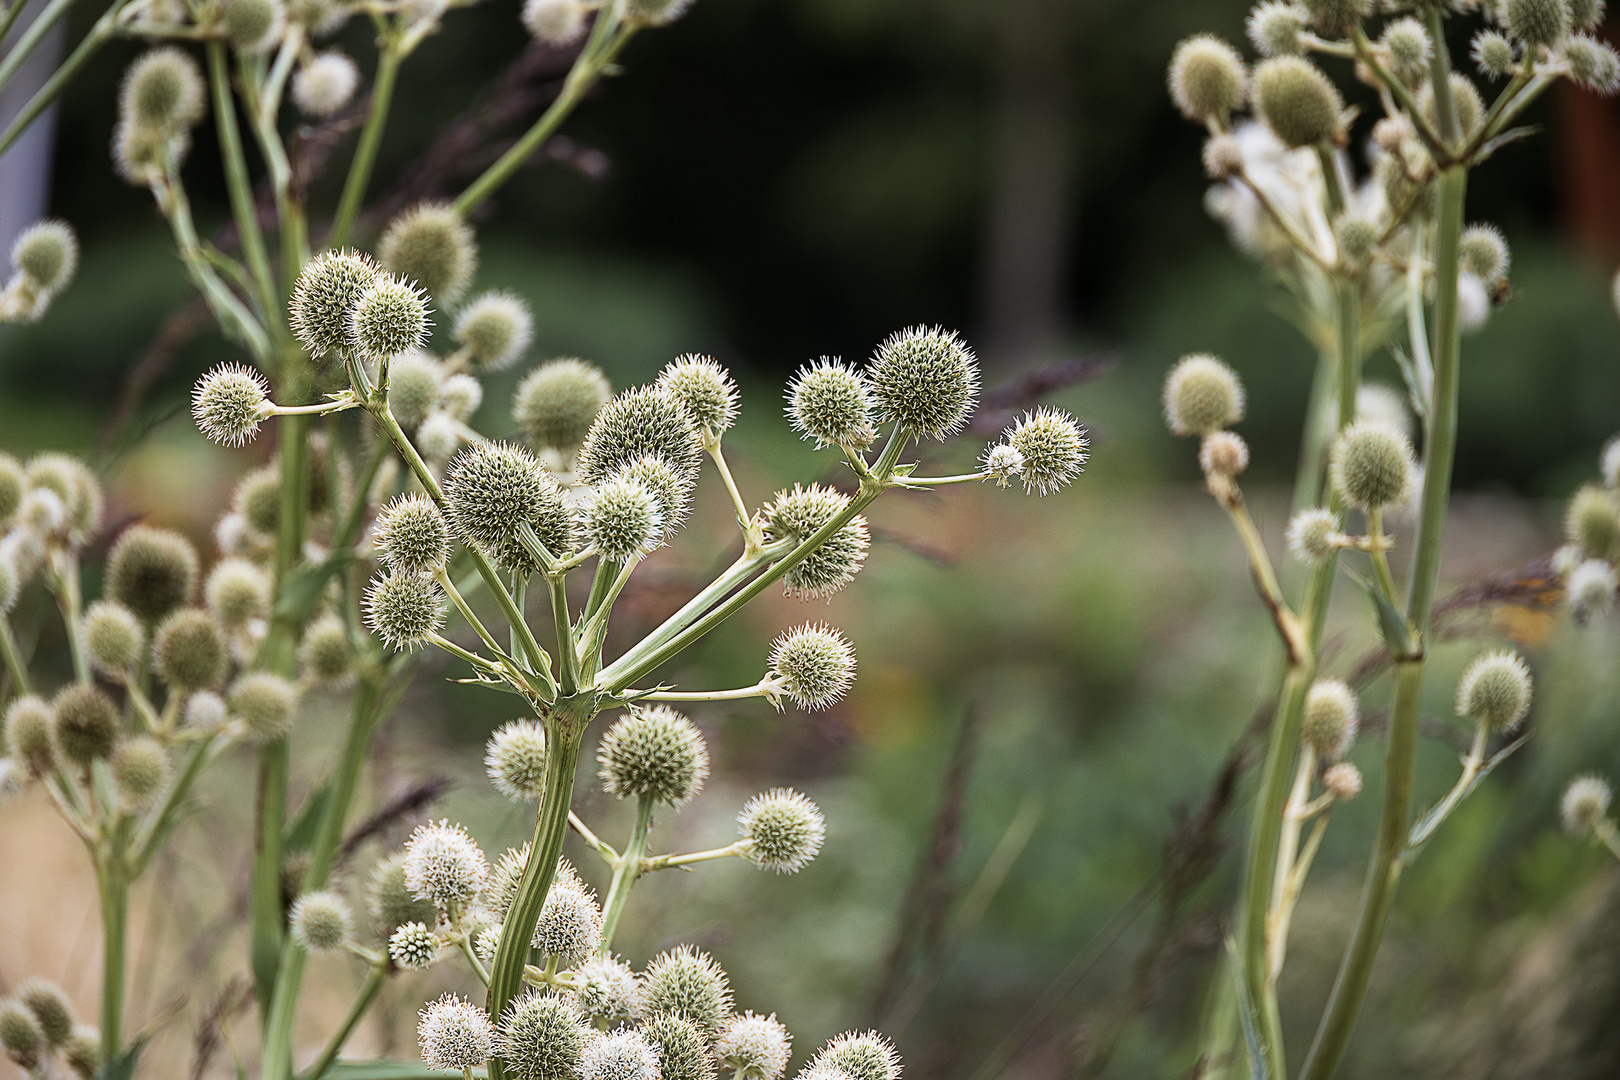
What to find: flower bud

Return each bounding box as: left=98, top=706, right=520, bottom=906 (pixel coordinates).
left=1381, top=17, right=1432, bottom=80
left=1567, top=558, right=1617, bottom=620
left=121, top=47, right=206, bottom=130
left=641, top=946, right=732, bottom=1039
left=443, top=442, right=575, bottom=575
left=375, top=493, right=452, bottom=573
left=415, top=411, right=459, bottom=463
left=1456, top=649, right=1533, bottom=731
left=738, top=788, right=825, bottom=874
left=1255, top=56, right=1343, bottom=148
left=386, top=351, right=443, bottom=430
left=0, top=999, right=43, bottom=1069
left=1565, top=484, right=1619, bottom=558
left=981, top=443, right=1025, bottom=487
left=456, top=291, right=534, bottom=371
left=1168, top=35, right=1248, bottom=122
left=221, top=0, right=285, bottom=52
left=206, top=557, right=271, bottom=627
left=486, top=719, right=548, bottom=801
left=1472, top=30, right=1518, bottom=78
left=1001, top=408, right=1089, bottom=495
left=369, top=852, right=439, bottom=935
left=290, top=890, right=353, bottom=951
left=111, top=736, right=169, bottom=809
left=52, top=684, right=120, bottom=767
left=404, top=818, right=488, bottom=911
left=112, top=117, right=190, bottom=186
left=230, top=672, right=299, bottom=741
left=440, top=373, right=484, bottom=422
left=364, top=569, right=445, bottom=651
left=379, top=203, right=477, bottom=310
left=760, top=484, right=870, bottom=599
left=349, top=275, right=431, bottom=361
left=1560, top=774, right=1612, bottom=834
left=642, top=1015, right=713, bottom=1080
left=419, top=994, right=495, bottom=1072
left=514, top=357, right=613, bottom=452
left=84, top=601, right=145, bottom=677
left=768, top=624, right=856, bottom=710
left=192, top=363, right=272, bottom=446
left=1329, top=420, right=1415, bottom=510
left=497, top=993, right=590, bottom=1080
left=522, top=0, right=588, bottom=43
left=1247, top=2, right=1306, bottom=58
left=11, top=220, right=78, bottom=294
left=583, top=476, right=664, bottom=561
left=811, top=1032, right=902, bottom=1080
left=390, top=920, right=440, bottom=968
left=154, top=609, right=227, bottom=692
left=1420, top=73, right=1484, bottom=135
left=658, top=353, right=739, bottom=433
left=577, top=386, right=705, bottom=487
left=1562, top=34, right=1620, bottom=93
left=866, top=325, right=979, bottom=440
left=532, top=875, right=602, bottom=965
left=718, top=1013, right=792, bottom=1080
left=1301, top=678, right=1359, bottom=760
left=582, top=1030, right=660, bottom=1080
left=1163, top=353, right=1244, bottom=437
left=1199, top=431, right=1250, bottom=479
left=1504, top=0, right=1572, bottom=49
left=1322, top=762, right=1362, bottom=801
left=16, top=980, right=72, bottom=1049
left=291, top=51, right=359, bottom=117
left=598, top=705, right=709, bottom=806
left=787, top=358, right=876, bottom=450
left=574, top=958, right=640, bottom=1028
left=1458, top=224, right=1510, bottom=286
left=233, top=466, right=282, bottom=536
left=0, top=453, right=23, bottom=527
left=290, top=249, right=383, bottom=359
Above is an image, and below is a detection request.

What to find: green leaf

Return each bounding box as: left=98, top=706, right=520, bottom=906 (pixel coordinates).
left=1346, top=568, right=1417, bottom=658
left=284, top=781, right=334, bottom=853
left=1225, top=936, right=1270, bottom=1080
left=97, top=1035, right=149, bottom=1080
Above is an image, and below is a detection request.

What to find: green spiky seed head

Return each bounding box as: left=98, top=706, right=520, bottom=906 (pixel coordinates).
left=523, top=0, right=589, bottom=44
left=760, top=484, right=870, bottom=599
left=415, top=412, right=459, bottom=462
left=1473, top=30, right=1518, bottom=77
left=532, top=876, right=602, bottom=964
left=1570, top=0, right=1607, bottom=28
left=299, top=615, right=352, bottom=683
left=153, top=609, right=226, bottom=692
left=192, top=363, right=272, bottom=446
left=349, top=275, right=431, bottom=361
left=485, top=719, right=548, bottom=801
left=1562, top=34, right=1620, bottom=92
left=1420, top=73, right=1485, bottom=135
left=291, top=51, right=359, bottom=116
left=1459, top=224, right=1510, bottom=285
left=1382, top=17, right=1433, bottom=79
left=291, top=890, right=354, bottom=951
left=27, top=453, right=102, bottom=539
left=379, top=202, right=477, bottom=309
left=389, top=920, right=439, bottom=968
left=230, top=672, right=299, bottom=742
left=1255, top=56, right=1343, bottom=148
left=640, top=946, right=733, bottom=1040
left=496, top=993, right=590, bottom=1080
left=290, top=249, right=383, bottom=358
left=642, top=1015, right=714, bottom=1080
left=574, top=958, right=640, bottom=1028
left=1005, top=408, right=1088, bottom=495
left=737, top=788, right=825, bottom=874
left=768, top=624, right=856, bottom=710
left=440, top=373, right=484, bottom=422
left=11, top=220, right=78, bottom=293
left=584, top=477, right=664, bottom=561
left=1560, top=774, right=1611, bottom=834
left=811, top=1032, right=901, bottom=1080
left=1566, top=485, right=1619, bottom=558
left=1199, top=432, right=1250, bottom=478
left=1247, top=2, right=1307, bottom=57
left=514, top=358, right=613, bottom=452
left=598, top=706, right=709, bottom=806
left=386, top=351, right=443, bottom=430
left=577, top=386, right=705, bottom=487
left=1301, top=678, right=1359, bottom=760
left=455, top=292, right=534, bottom=371
left=0, top=999, right=43, bottom=1069
left=221, top=0, right=284, bottom=51
left=52, top=684, right=120, bottom=767
left=205, top=557, right=271, bottom=627
left=612, top=456, right=694, bottom=540
left=375, top=493, right=451, bottom=572
left=403, top=818, right=489, bottom=911
left=63, top=1025, right=99, bottom=1080
left=581, top=1030, right=660, bottom=1080
left=866, top=326, right=979, bottom=440
left=657, top=354, right=739, bottom=433
left=111, top=736, right=169, bottom=809
left=443, top=442, right=574, bottom=574
left=107, top=524, right=199, bottom=622
left=1329, top=420, right=1414, bottom=510
left=1334, top=213, right=1379, bottom=268
left=1163, top=354, right=1245, bottom=437
left=16, top=980, right=73, bottom=1049
left=1168, top=35, right=1249, bottom=121
left=233, top=466, right=282, bottom=536
left=369, top=852, right=440, bottom=935
left=418, top=994, right=495, bottom=1072
left=787, top=358, right=876, bottom=450
left=84, top=601, right=143, bottom=677
left=0, top=454, right=24, bottom=526
left=1504, top=0, right=1572, bottom=48
left=1457, top=650, right=1533, bottom=731
left=122, top=47, right=206, bottom=129
left=364, top=570, right=445, bottom=651
left=6, top=696, right=56, bottom=775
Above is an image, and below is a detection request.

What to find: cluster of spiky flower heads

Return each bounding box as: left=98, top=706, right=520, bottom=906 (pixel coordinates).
left=51, top=684, right=120, bottom=767
left=658, top=354, right=739, bottom=435
left=1301, top=678, right=1359, bottom=761
left=111, top=737, right=170, bottom=809
left=767, top=624, right=856, bottom=710
left=402, top=818, right=489, bottom=913
left=640, top=945, right=733, bottom=1039
left=760, top=485, right=870, bottom=599
left=1456, top=650, right=1533, bottom=732
left=577, top=386, right=705, bottom=487
left=1163, top=354, right=1245, bottom=438
left=0, top=979, right=90, bottom=1077
left=365, top=569, right=445, bottom=650
left=865, top=326, right=979, bottom=440
left=598, top=706, right=710, bottom=806
left=718, top=1013, right=793, bottom=1080
left=418, top=994, right=495, bottom=1072
left=737, top=788, right=826, bottom=874
left=289, top=249, right=383, bottom=358
left=989, top=408, right=1089, bottom=496
left=496, top=992, right=592, bottom=1080
left=443, top=441, right=575, bottom=574
left=486, top=719, right=549, bottom=801
left=289, top=890, right=354, bottom=952
left=1560, top=774, right=1613, bottom=835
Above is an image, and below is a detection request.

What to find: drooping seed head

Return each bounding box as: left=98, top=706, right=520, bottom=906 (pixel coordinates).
left=641, top=1015, right=714, bottom=1080
left=598, top=706, right=709, bottom=807
left=5, top=696, right=55, bottom=776
left=220, top=0, right=285, bottom=52
left=403, top=818, right=489, bottom=911
left=11, top=220, right=78, bottom=294
left=787, top=358, right=876, bottom=450
left=1381, top=17, right=1433, bottom=80
left=205, top=557, right=271, bottom=627
left=291, top=51, right=359, bottom=116
left=1504, top=0, right=1572, bottom=49
left=486, top=719, right=548, bottom=801
left=1472, top=30, right=1518, bottom=77
left=1456, top=649, right=1533, bottom=732
left=153, top=609, right=227, bottom=692
left=657, top=354, right=739, bottom=434
left=1254, top=56, right=1344, bottom=148
left=1458, top=224, right=1510, bottom=286
left=121, top=47, right=206, bottom=130
left=456, top=291, right=535, bottom=371
left=584, top=476, right=664, bottom=561
left=523, top=0, right=589, bottom=43
left=1567, top=558, right=1617, bottom=620
left=51, top=684, right=120, bottom=767
left=419, top=994, right=495, bottom=1072
left=0, top=999, right=43, bottom=1069
left=514, top=358, right=613, bottom=452
left=364, top=569, right=446, bottom=650
left=1287, top=508, right=1339, bottom=563
left=1561, top=35, right=1620, bottom=93
left=111, top=736, right=170, bottom=809
left=443, top=441, right=575, bottom=574
left=229, top=672, right=299, bottom=742
left=811, top=1032, right=902, bottom=1080
left=192, top=363, right=272, bottom=446
left=379, top=203, right=478, bottom=310
left=577, top=386, right=705, bottom=488
left=532, top=877, right=603, bottom=965
left=1567, top=484, right=1620, bottom=558
left=390, top=920, right=440, bottom=968
left=1247, top=2, right=1307, bottom=57
left=15, top=980, right=72, bottom=1049
left=573, top=957, right=640, bottom=1028
left=290, top=249, right=383, bottom=358
left=1163, top=354, right=1244, bottom=437
left=768, top=624, right=856, bottom=710
left=737, top=788, right=826, bottom=874
left=497, top=992, right=591, bottom=1080
left=84, top=600, right=144, bottom=677
left=374, top=493, right=452, bottom=573
left=1002, top=408, right=1088, bottom=495
left=760, top=485, right=870, bottom=599
left=717, top=1013, right=792, bottom=1080
left=640, top=946, right=732, bottom=1040
left=369, top=852, right=440, bottom=935
left=1168, top=35, right=1248, bottom=122
left=581, top=1029, right=662, bottom=1080
left=1199, top=432, right=1250, bottom=479
left=1299, top=0, right=1370, bottom=34
left=349, top=275, right=431, bottom=361
left=1322, top=762, right=1362, bottom=801
left=1329, top=420, right=1415, bottom=510
left=1560, top=774, right=1612, bottom=834
left=440, top=373, right=484, bottom=422
left=866, top=326, right=979, bottom=440
left=1301, top=678, right=1359, bottom=760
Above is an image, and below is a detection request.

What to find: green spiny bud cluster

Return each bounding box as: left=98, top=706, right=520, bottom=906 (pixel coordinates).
left=584, top=476, right=664, bottom=561
left=787, top=358, right=876, bottom=450
left=26, top=454, right=103, bottom=543
left=52, top=684, right=120, bottom=767
left=206, top=557, right=271, bottom=628
left=573, top=958, right=640, bottom=1028
left=1459, top=224, right=1510, bottom=285
left=810, top=1031, right=902, bottom=1080
left=485, top=719, right=548, bottom=801
left=1382, top=18, right=1433, bottom=81
left=84, top=600, right=145, bottom=677
left=375, top=493, right=451, bottom=572
left=1247, top=2, right=1306, bottom=58
left=192, top=363, right=272, bottom=446
left=531, top=866, right=603, bottom=964
left=4, top=220, right=79, bottom=322
left=390, top=920, right=440, bottom=968
left=1560, top=774, right=1612, bottom=834
left=496, top=992, right=591, bottom=1080
left=768, top=624, right=856, bottom=710
left=1569, top=484, right=1620, bottom=559
left=514, top=358, right=612, bottom=455
left=290, top=250, right=384, bottom=358
left=220, top=0, right=285, bottom=52
left=114, top=47, right=206, bottom=184
left=580, top=1029, right=659, bottom=1080
left=658, top=354, right=739, bottom=434
left=642, top=1014, right=714, bottom=1080
left=577, top=386, right=705, bottom=488
left=365, top=569, right=446, bottom=651
left=417, top=993, right=495, bottom=1072
left=1420, top=73, right=1485, bottom=135
left=1503, top=0, right=1572, bottom=49
left=1561, top=35, right=1620, bottom=93
left=1287, top=508, right=1340, bottom=563
left=997, top=408, right=1089, bottom=495
left=369, top=852, right=440, bottom=936
left=1329, top=420, right=1415, bottom=510
left=403, top=818, right=488, bottom=912
left=1473, top=30, right=1519, bottom=77
left=717, top=1013, right=792, bottom=1080
left=866, top=325, right=979, bottom=440
left=6, top=696, right=56, bottom=776
left=290, top=890, right=354, bottom=952
left=598, top=706, right=710, bottom=806
left=350, top=275, right=432, bottom=361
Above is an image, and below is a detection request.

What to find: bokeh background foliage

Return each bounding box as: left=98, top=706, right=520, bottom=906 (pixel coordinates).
left=3, top=0, right=1620, bottom=1077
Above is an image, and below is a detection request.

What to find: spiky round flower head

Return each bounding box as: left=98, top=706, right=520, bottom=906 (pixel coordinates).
left=51, top=684, right=120, bottom=767
left=1254, top=56, right=1344, bottom=148
left=290, top=250, right=382, bottom=358
left=415, top=412, right=459, bottom=463
left=62, top=1024, right=99, bottom=1080
left=1000, top=408, right=1088, bottom=495
left=577, top=387, right=705, bottom=488
left=641, top=1015, right=714, bottom=1080
left=404, top=818, right=489, bottom=911
left=533, top=878, right=603, bottom=964
left=26, top=453, right=102, bottom=540
left=718, top=1013, right=792, bottom=1080
left=221, top=0, right=285, bottom=51
left=1329, top=420, right=1415, bottom=510
left=1248, top=2, right=1307, bottom=57
left=1504, top=0, right=1572, bottom=48
left=1565, top=484, right=1619, bottom=558
left=6, top=696, right=55, bottom=775
left=370, top=852, right=440, bottom=935
left=112, top=116, right=190, bottom=186
left=1562, top=34, right=1620, bottom=92
left=760, top=485, right=870, bottom=600
left=1163, top=354, right=1244, bottom=437
left=981, top=443, right=1025, bottom=487
left=1168, top=35, right=1249, bottom=122
left=1202, top=133, right=1245, bottom=179
left=205, top=557, right=271, bottom=627
left=229, top=672, right=298, bottom=741
left=1333, top=213, right=1379, bottom=268
left=191, top=363, right=271, bottom=446
left=290, top=890, right=353, bottom=952
left=1560, top=774, right=1612, bottom=833
left=584, top=476, right=664, bottom=561
left=384, top=351, right=443, bottom=431
left=14, top=980, right=72, bottom=1050
left=866, top=326, right=979, bottom=440
left=1322, top=762, right=1363, bottom=800
left=121, top=47, right=206, bottom=130
left=291, top=51, right=359, bottom=116
left=349, top=275, right=431, bottom=361
left=1568, top=558, right=1618, bottom=620
left=443, top=442, right=575, bottom=574
left=1473, top=29, right=1518, bottom=77
left=364, top=569, right=445, bottom=651
left=737, top=788, right=826, bottom=874
left=768, top=625, right=856, bottom=710
left=456, top=291, right=535, bottom=372
left=485, top=843, right=556, bottom=922
left=497, top=992, right=590, bottom=1080
left=374, top=493, right=451, bottom=573
left=111, top=736, right=170, bottom=809
left=1458, top=224, right=1510, bottom=286
left=0, top=454, right=23, bottom=526
left=83, top=600, right=143, bottom=677
left=1457, top=650, right=1533, bottom=732
left=1571, top=0, right=1608, bottom=28
left=419, top=994, right=495, bottom=1072
left=1301, top=678, right=1359, bottom=760
left=233, top=466, right=282, bottom=536
left=1198, top=431, right=1250, bottom=479
left=787, top=358, right=877, bottom=450
left=299, top=615, right=352, bottom=683
left=440, top=373, right=484, bottom=422
left=598, top=706, right=709, bottom=806
left=582, top=1029, right=662, bottom=1080
left=657, top=354, right=739, bottom=434
left=514, top=358, right=612, bottom=452
left=153, top=609, right=226, bottom=692
left=611, top=456, right=695, bottom=541
left=811, top=1033, right=901, bottom=1080
left=1421, top=73, right=1486, bottom=135
left=11, top=220, right=77, bottom=294
left=574, top=958, right=640, bottom=1028
left=0, top=999, right=43, bottom=1069
left=379, top=203, right=477, bottom=309
left=1381, top=17, right=1433, bottom=80
left=390, top=920, right=439, bottom=968
left=486, top=719, right=548, bottom=801
left=523, top=0, right=589, bottom=43
left=640, top=946, right=732, bottom=1040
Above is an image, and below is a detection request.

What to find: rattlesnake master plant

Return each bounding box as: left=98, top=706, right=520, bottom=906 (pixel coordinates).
left=0, top=3, right=1092, bottom=1077
left=1166, top=2, right=1619, bottom=1076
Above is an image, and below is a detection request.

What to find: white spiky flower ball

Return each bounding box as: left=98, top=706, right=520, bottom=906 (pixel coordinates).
left=1286, top=508, right=1339, bottom=563
left=289, top=890, right=354, bottom=952
left=348, top=274, right=431, bottom=360
left=810, top=1031, right=902, bottom=1080
left=1456, top=650, right=1533, bottom=732
left=737, top=788, right=825, bottom=874
left=389, top=920, right=439, bottom=968
left=443, top=441, right=575, bottom=575
left=1163, top=353, right=1244, bottom=437
left=583, top=476, right=664, bottom=561
left=717, top=1013, right=792, bottom=1080
left=364, top=569, right=445, bottom=651
left=981, top=443, right=1025, bottom=487
left=11, top=219, right=78, bottom=295
left=531, top=875, right=603, bottom=965
left=598, top=706, right=709, bottom=807
left=657, top=354, right=739, bottom=434
left=485, top=719, right=548, bottom=801
left=496, top=992, right=591, bottom=1080
left=760, top=485, right=870, bottom=600
left=639, top=946, right=733, bottom=1039
left=576, top=386, right=705, bottom=488
left=580, top=1029, right=660, bottom=1080
left=787, top=358, right=876, bottom=450
left=866, top=326, right=979, bottom=440
left=1560, top=774, right=1612, bottom=834
left=402, top=818, right=488, bottom=912
left=192, top=363, right=272, bottom=446
left=291, top=51, right=359, bottom=117
left=1322, top=762, right=1363, bottom=801
left=1000, top=408, right=1088, bottom=495
left=767, top=624, right=856, bottom=710
left=1568, top=558, right=1617, bottom=621
left=572, top=957, right=640, bottom=1027
left=418, top=994, right=495, bottom=1072
left=374, top=493, right=451, bottom=573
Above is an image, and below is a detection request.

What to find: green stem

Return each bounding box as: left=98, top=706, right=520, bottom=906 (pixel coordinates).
left=209, top=43, right=278, bottom=321
left=297, top=962, right=387, bottom=1080
left=0, top=616, right=31, bottom=696
left=49, top=552, right=88, bottom=683
left=97, top=850, right=128, bottom=1065
left=0, top=0, right=81, bottom=104
left=0, top=0, right=38, bottom=56
left=1291, top=350, right=1337, bottom=520
left=131, top=736, right=219, bottom=872
left=1423, top=8, right=1460, bottom=147
left=596, top=796, right=653, bottom=954
left=549, top=574, right=579, bottom=696
left=330, top=42, right=402, bottom=251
